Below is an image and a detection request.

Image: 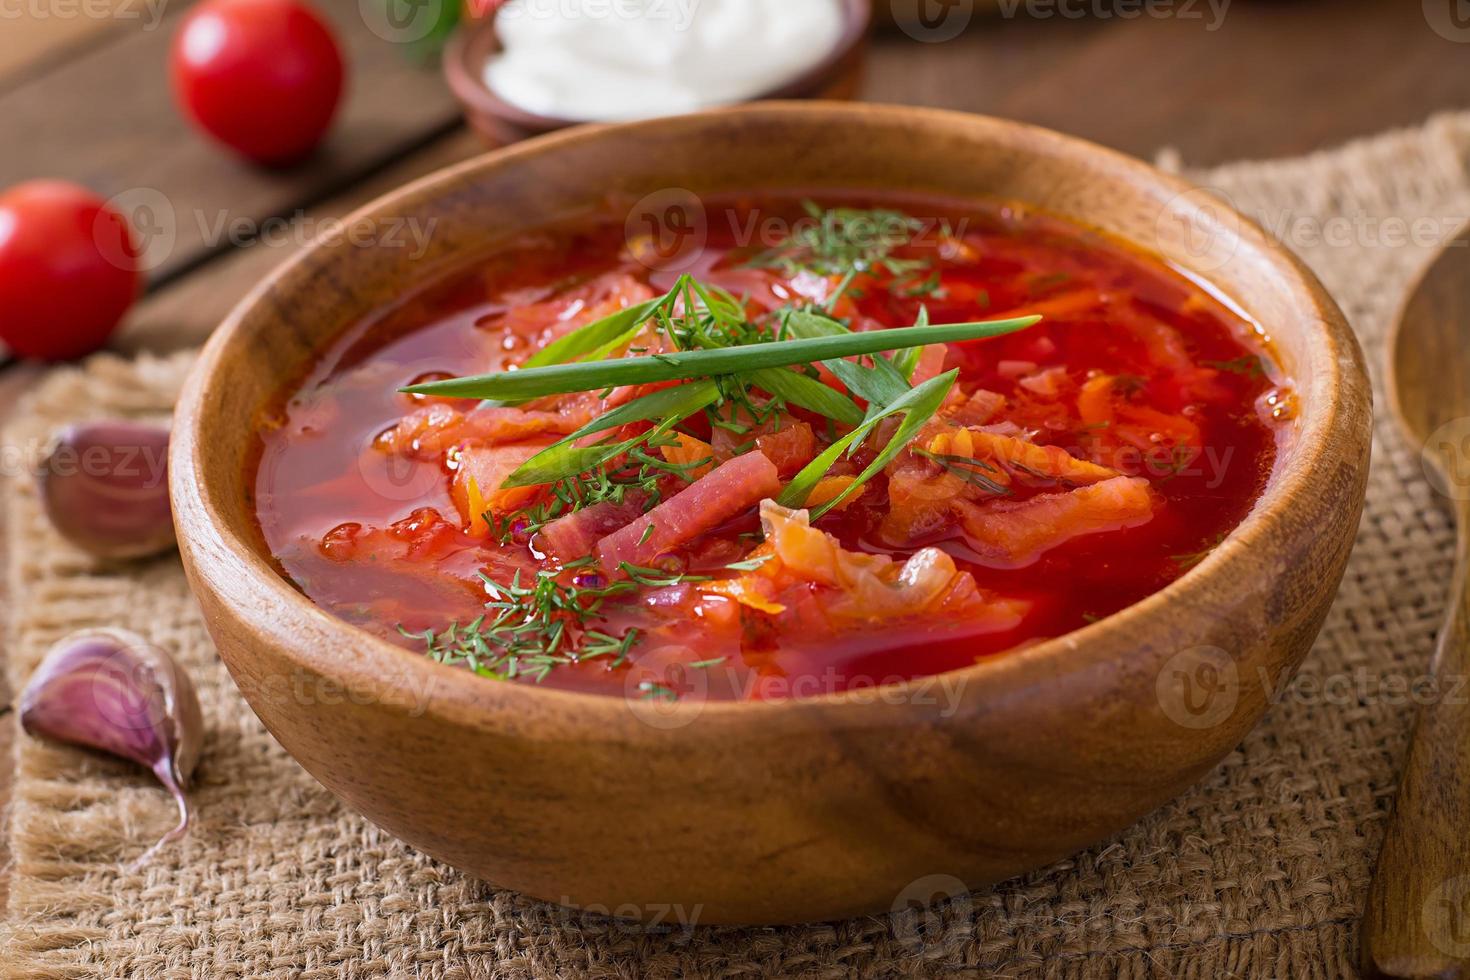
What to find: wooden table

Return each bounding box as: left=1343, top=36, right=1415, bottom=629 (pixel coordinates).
left=2, top=0, right=1467, bottom=909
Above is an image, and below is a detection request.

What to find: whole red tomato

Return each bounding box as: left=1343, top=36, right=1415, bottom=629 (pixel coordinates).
left=0, top=181, right=140, bottom=361
left=171, top=0, right=345, bottom=165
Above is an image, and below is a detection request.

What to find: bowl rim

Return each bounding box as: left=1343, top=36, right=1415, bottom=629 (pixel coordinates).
left=174, top=101, right=1370, bottom=730
left=442, top=0, right=874, bottom=132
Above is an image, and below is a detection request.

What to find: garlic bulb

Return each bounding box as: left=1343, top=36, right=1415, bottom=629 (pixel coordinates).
left=19, top=628, right=203, bottom=864
left=37, top=420, right=174, bottom=560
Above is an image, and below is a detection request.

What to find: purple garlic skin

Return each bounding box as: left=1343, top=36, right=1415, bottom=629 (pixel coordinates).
left=37, top=420, right=174, bottom=560
left=19, top=628, right=204, bottom=864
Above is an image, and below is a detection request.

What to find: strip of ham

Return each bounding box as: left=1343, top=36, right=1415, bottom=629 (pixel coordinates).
left=954, top=475, right=1155, bottom=567
left=537, top=491, right=649, bottom=562
left=597, top=452, right=780, bottom=571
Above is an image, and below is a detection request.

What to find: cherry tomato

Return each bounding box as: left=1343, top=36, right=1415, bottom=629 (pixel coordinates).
left=170, top=0, right=345, bottom=165
left=0, top=180, right=140, bottom=361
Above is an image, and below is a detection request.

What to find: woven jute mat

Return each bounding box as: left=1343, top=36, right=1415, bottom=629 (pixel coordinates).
left=6, top=114, right=1470, bottom=979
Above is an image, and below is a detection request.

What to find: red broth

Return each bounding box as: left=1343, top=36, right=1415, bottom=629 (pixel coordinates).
left=252, top=194, right=1291, bottom=701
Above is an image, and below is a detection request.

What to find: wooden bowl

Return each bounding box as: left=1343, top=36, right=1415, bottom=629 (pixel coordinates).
left=443, top=0, right=873, bottom=147
left=171, top=103, right=1371, bottom=926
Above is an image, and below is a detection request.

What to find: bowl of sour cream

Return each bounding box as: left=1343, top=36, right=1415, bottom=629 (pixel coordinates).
left=444, top=0, right=873, bottom=145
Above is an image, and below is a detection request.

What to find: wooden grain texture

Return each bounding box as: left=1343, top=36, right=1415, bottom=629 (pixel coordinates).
left=116, top=128, right=489, bottom=353
left=169, top=103, right=1372, bottom=924
left=1363, top=224, right=1470, bottom=979
left=0, top=0, right=463, bottom=283
left=0, top=0, right=135, bottom=87
left=863, top=0, right=1470, bottom=166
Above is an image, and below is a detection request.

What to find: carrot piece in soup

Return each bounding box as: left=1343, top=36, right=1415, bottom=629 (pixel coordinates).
left=806, top=475, right=863, bottom=512
left=944, top=388, right=1006, bottom=426
left=701, top=575, right=787, bottom=615
left=880, top=456, right=971, bottom=545
left=597, top=451, right=780, bottom=571
left=1077, top=375, right=1117, bottom=429
left=755, top=421, right=817, bottom=478
left=450, top=443, right=549, bottom=536
left=962, top=430, right=1117, bottom=486
left=954, top=475, right=1155, bottom=567
left=660, top=432, right=716, bottom=480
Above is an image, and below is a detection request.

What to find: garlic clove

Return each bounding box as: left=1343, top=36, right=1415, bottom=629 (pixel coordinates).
left=19, top=628, right=204, bottom=864
left=37, top=420, right=174, bottom=560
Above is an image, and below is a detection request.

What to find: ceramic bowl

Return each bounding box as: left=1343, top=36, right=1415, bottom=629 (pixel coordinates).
left=171, top=102, right=1371, bottom=926
left=443, top=0, right=873, bottom=147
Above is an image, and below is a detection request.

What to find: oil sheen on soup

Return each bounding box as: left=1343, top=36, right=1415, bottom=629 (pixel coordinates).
left=252, top=194, right=1293, bottom=701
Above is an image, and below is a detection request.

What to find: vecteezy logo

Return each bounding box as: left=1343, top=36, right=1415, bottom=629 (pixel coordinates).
left=1425, top=0, right=1470, bottom=42
left=1156, top=645, right=1239, bottom=730
left=623, top=188, right=707, bottom=273
left=1425, top=876, right=1470, bottom=958
left=97, top=187, right=176, bottom=273
left=360, top=0, right=448, bottom=44
left=1423, top=417, right=1470, bottom=501
left=623, top=649, right=709, bottom=729
left=889, top=873, right=972, bottom=955
left=1152, top=186, right=1242, bottom=275
left=893, top=0, right=975, bottom=43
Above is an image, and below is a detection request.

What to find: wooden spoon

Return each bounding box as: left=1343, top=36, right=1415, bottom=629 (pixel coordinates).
left=1364, top=222, right=1470, bottom=978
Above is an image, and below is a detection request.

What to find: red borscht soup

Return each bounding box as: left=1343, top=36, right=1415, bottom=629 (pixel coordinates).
left=252, top=195, right=1290, bottom=701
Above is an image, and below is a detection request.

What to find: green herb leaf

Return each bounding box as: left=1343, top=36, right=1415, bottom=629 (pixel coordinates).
left=407, top=317, right=1038, bottom=402
left=523, top=289, right=678, bottom=370
left=501, top=380, right=721, bottom=489
left=748, top=367, right=865, bottom=426
left=891, top=307, right=931, bottom=380
left=779, top=369, right=959, bottom=518
left=783, top=305, right=919, bottom=408
left=913, top=449, right=1011, bottom=496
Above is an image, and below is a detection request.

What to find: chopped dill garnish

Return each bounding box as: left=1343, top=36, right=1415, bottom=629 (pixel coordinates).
left=725, top=554, right=774, bottom=572
left=900, top=269, right=946, bottom=298
left=1204, top=355, right=1266, bottom=379
left=1029, top=271, right=1073, bottom=294
left=746, top=201, right=930, bottom=279
left=913, top=448, right=1012, bottom=496
left=1112, top=374, right=1148, bottom=397
left=414, top=569, right=643, bottom=680
left=1171, top=533, right=1226, bottom=571
left=619, top=563, right=715, bottom=587
left=639, top=681, right=679, bottom=701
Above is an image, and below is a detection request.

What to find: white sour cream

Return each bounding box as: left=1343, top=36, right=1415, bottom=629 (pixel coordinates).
left=484, top=0, right=848, bottom=123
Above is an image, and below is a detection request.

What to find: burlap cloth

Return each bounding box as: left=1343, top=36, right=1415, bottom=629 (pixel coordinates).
left=5, top=114, right=1470, bottom=979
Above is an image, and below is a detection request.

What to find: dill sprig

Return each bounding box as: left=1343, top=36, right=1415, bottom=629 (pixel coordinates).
left=1171, top=533, right=1226, bottom=571
left=746, top=201, right=931, bottom=279
left=505, top=432, right=698, bottom=543
left=1204, top=355, right=1266, bottom=379
left=913, top=449, right=1012, bottom=496
left=401, top=569, right=643, bottom=682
